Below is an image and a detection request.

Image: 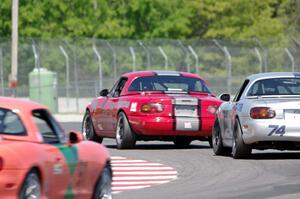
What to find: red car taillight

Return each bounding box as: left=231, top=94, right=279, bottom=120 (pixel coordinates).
left=141, top=103, right=164, bottom=113
left=250, top=107, right=276, bottom=119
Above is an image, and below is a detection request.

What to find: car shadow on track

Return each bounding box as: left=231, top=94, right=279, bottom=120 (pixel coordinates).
left=249, top=152, right=300, bottom=160
left=212, top=151, right=300, bottom=160
left=105, top=143, right=211, bottom=150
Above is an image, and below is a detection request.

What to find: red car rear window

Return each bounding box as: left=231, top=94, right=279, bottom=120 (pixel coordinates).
left=128, top=76, right=211, bottom=93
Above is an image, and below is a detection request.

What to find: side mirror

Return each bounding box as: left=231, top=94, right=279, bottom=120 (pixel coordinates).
left=67, top=131, right=83, bottom=145
left=99, top=89, right=109, bottom=97
left=220, top=93, right=231, bottom=102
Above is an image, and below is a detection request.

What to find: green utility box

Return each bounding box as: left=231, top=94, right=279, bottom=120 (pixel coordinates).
left=29, top=68, right=58, bottom=112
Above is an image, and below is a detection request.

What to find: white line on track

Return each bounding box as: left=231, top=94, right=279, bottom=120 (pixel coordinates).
left=111, top=156, right=178, bottom=194
left=112, top=163, right=165, bottom=166
left=114, top=171, right=177, bottom=175
left=111, top=156, right=128, bottom=159
left=112, top=180, right=172, bottom=185
left=113, top=166, right=175, bottom=170
left=112, top=185, right=151, bottom=191
left=113, top=175, right=177, bottom=181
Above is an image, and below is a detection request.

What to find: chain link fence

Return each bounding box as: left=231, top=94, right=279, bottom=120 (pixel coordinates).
left=0, top=37, right=299, bottom=113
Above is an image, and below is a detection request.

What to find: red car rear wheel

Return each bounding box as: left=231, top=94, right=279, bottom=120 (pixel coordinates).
left=116, top=112, right=136, bottom=149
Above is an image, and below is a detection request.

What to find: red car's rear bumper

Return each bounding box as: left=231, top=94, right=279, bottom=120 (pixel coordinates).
left=128, top=115, right=214, bottom=137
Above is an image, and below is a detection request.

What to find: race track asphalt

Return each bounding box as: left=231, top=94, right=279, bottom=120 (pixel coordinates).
left=62, top=122, right=300, bottom=199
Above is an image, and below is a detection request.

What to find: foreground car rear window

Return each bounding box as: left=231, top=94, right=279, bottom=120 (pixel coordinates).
left=0, top=108, right=26, bottom=135
left=247, top=78, right=300, bottom=96
left=128, top=76, right=211, bottom=93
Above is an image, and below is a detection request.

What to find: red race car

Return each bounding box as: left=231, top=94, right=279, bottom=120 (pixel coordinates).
left=83, top=71, right=222, bottom=149
left=0, top=97, right=112, bottom=199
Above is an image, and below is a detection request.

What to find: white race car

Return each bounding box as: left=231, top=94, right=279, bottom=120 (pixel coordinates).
left=213, top=72, right=300, bottom=158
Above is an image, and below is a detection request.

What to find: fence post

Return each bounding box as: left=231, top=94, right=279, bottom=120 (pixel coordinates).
left=158, top=46, right=168, bottom=70
left=177, top=40, right=190, bottom=73
left=224, top=46, right=232, bottom=95
left=188, top=45, right=199, bottom=75
left=254, top=38, right=268, bottom=72
left=285, top=48, right=295, bottom=72
left=10, top=0, right=18, bottom=91
left=292, top=38, right=300, bottom=47
left=64, top=41, right=79, bottom=113
left=254, top=48, right=263, bottom=73
left=106, top=41, right=117, bottom=79
left=0, top=48, right=4, bottom=95
left=59, top=45, right=70, bottom=108
left=292, top=38, right=300, bottom=70
left=74, top=46, right=79, bottom=112
left=213, top=40, right=232, bottom=94
left=32, top=41, right=41, bottom=102
left=93, top=44, right=103, bottom=93
left=138, top=41, right=151, bottom=70
left=129, top=46, right=136, bottom=71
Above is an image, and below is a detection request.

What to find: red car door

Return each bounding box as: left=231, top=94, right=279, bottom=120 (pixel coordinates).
left=93, top=96, right=109, bottom=135
left=103, top=77, right=128, bottom=136
left=93, top=78, right=122, bottom=136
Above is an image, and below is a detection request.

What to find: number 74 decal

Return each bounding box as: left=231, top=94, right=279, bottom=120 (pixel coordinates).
left=268, top=125, right=286, bottom=136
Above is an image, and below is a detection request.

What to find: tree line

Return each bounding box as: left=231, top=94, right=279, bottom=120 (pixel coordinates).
left=0, top=0, right=299, bottom=40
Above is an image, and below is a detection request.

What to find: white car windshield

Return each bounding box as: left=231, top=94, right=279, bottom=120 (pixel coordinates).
left=247, top=78, right=300, bottom=96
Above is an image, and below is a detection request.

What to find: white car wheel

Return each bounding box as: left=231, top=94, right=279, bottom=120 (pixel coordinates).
left=232, top=118, right=252, bottom=159
left=212, top=119, right=231, bottom=155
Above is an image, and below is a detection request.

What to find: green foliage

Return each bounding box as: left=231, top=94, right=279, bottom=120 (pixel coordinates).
left=0, top=0, right=299, bottom=95
left=0, top=0, right=299, bottom=39
left=190, top=0, right=288, bottom=40
left=0, top=1, right=11, bottom=37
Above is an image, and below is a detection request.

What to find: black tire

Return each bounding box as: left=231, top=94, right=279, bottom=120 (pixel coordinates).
left=116, top=112, right=136, bottom=149
left=19, top=171, right=41, bottom=199
left=232, top=118, right=252, bottom=159
left=82, top=111, right=103, bottom=143
left=212, top=119, right=231, bottom=155
left=173, top=137, right=192, bottom=148
left=93, top=162, right=113, bottom=199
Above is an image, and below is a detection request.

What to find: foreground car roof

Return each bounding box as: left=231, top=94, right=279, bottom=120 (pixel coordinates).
left=247, top=72, right=300, bottom=81
left=0, top=97, right=46, bottom=112
left=0, top=97, right=49, bottom=142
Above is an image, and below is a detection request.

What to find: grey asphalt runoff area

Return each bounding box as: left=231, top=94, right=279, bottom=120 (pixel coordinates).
left=62, top=121, right=300, bottom=199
